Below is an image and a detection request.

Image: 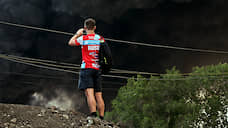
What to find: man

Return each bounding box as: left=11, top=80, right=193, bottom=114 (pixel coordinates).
left=68, top=18, right=105, bottom=120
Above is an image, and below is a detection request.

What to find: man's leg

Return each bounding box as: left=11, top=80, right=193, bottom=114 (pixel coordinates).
left=85, top=88, right=97, bottom=115
left=95, top=92, right=105, bottom=118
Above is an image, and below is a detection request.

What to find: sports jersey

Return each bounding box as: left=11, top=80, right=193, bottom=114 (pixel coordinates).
left=75, top=34, right=105, bottom=70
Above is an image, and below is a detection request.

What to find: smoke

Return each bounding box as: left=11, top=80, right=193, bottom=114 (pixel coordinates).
left=0, top=0, right=47, bottom=80
left=51, top=0, right=160, bottom=21
left=51, top=0, right=194, bottom=22
left=0, top=0, right=228, bottom=110
left=30, top=89, right=86, bottom=111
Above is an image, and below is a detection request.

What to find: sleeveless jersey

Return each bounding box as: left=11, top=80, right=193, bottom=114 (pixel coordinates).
left=75, top=34, right=105, bottom=70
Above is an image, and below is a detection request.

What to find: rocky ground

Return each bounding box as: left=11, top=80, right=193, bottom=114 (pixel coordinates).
left=0, top=103, right=120, bottom=128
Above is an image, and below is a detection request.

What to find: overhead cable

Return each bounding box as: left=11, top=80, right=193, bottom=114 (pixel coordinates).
left=1, top=20, right=228, bottom=54
left=2, top=53, right=228, bottom=77
left=1, top=54, right=228, bottom=81
left=7, top=54, right=80, bottom=67
left=4, top=53, right=155, bottom=75
left=4, top=54, right=81, bottom=70
left=0, top=54, right=131, bottom=79
left=0, top=71, right=125, bottom=85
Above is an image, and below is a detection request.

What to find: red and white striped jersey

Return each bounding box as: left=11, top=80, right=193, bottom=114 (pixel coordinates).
left=75, top=34, right=105, bottom=70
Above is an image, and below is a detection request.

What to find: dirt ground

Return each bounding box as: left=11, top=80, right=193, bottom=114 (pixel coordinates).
left=0, top=103, right=119, bottom=128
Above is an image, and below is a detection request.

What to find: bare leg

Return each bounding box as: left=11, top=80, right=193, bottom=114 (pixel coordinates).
left=85, top=88, right=96, bottom=113
left=95, top=92, right=105, bottom=117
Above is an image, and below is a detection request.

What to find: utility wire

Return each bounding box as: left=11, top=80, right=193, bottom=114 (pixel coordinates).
left=0, top=21, right=73, bottom=36
left=0, top=54, right=79, bottom=74
left=4, top=53, right=155, bottom=75
left=1, top=20, right=228, bottom=54
left=105, top=38, right=228, bottom=54
left=1, top=55, right=228, bottom=81
left=0, top=71, right=125, bottom=85
left=4, top=55, right=81, bottom=70
left=111, top=68, right=157, bottom=75
left=0, top=54, right=131, bottom=79
left=131, top=76, right=228, bottom=81
left=7, top=54, right=80, bottom=67
left=3, top=53, right=228, bottom=76
left=2, top=53, right=228, bottom=77
left=16, top=82, right=122, bottom=90
left=0, top=71, right=77, bottom=81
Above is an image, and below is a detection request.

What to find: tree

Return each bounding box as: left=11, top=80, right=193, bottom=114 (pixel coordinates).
left=106, top=64, right=228, bottom=128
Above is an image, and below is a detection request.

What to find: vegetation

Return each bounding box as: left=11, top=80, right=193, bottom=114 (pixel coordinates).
left=106, top=63, right=228, bottom=128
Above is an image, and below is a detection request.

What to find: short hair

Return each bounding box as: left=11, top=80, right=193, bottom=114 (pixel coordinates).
left=84, top=18, right=96, bottom=30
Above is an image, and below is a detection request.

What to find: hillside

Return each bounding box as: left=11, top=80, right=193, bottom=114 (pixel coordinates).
left=0, top=103, right=119, bottom=128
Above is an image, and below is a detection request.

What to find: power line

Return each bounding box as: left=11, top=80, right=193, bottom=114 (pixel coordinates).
left=0, top=80, right=121, bottom=90
left=1, top=20, right=228, bottom=54
left=7, top=54, right=80, bottom=67
left=0, top=54, right=132, bottom=79
left=18, top=82, right=122, bottom=90
left=0, top=54, right=79, bottom=73
left=4, top=54, right=81, bottom=70
left=2, top=53, right=228, bottom=77
left=131, top=76, right=228, bottom=81
left=4, top=53, right=155, bottom=75
left=111, top=68, right=157, bottom=75
left=0, top=21, right=73, bottom=36
left=105, top=38, right=228, bottom=54
left=0, top=72, right=125, bottom=85
left=0, top=71, right=77, bottom=81
left=1, top=55, right=228, bottom=81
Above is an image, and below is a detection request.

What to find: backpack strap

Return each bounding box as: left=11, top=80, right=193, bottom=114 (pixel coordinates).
left=99, top=40, right=112, bottom=74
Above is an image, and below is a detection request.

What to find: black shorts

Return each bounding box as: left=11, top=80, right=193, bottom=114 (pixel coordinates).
left=78, top=68, right=102, bottom=92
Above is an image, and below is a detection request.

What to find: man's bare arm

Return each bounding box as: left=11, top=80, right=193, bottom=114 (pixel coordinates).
left=68, top=28, right=84, bottom=46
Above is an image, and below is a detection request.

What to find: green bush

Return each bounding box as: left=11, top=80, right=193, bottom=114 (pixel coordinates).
left=106, top=64, right=228, bottom=128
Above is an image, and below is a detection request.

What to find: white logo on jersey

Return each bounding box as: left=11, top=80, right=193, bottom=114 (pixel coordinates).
left=88, top=36, right=94, bottom=40
left=92, top=63, right=100, bottom=68
left=88, top=46, right=99, bottom=50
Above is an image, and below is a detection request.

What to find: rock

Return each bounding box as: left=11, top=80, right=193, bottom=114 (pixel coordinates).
left=71, top=123, right=75, bottom=126
left=4, top=122, right=10, bottom=126
left=9, top=123, right=16, bottom=128
left=26, top=124, right=32, bottom=128
left=10, top=118, right=17, bottom=123
left=62, top=114, right=69, bottom=119
left=86, top=116, right=95, bottom=127
left=93, top=118, right=101, bottom=125
left=41, top=109, right=46, bottom=114
left=37, top=114, right=43, bottom=117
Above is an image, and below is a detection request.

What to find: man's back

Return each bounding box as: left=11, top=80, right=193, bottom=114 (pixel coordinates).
left=75, top=34, right=105, bottom=70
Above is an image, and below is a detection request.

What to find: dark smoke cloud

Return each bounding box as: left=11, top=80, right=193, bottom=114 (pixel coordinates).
left=0, top=0, right=46, bottom=25
left=51, top=0, right=193, bottom=21
left=0, top=0, right=47, bottom=82
left=0, top=0, right=228, bottom=111
left=51, top=0, right=160, bottom=21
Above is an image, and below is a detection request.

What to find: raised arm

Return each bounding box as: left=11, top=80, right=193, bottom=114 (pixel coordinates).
left=68, top=28, right=84, bottom=46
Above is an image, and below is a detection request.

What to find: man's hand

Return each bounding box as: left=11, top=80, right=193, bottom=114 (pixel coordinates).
left=76, top=28, right=84, bottom=36
left=68, top=28, right=84, bottom=46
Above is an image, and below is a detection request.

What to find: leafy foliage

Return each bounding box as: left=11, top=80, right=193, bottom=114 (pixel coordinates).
left=106, top=64, right=228, bottom=128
